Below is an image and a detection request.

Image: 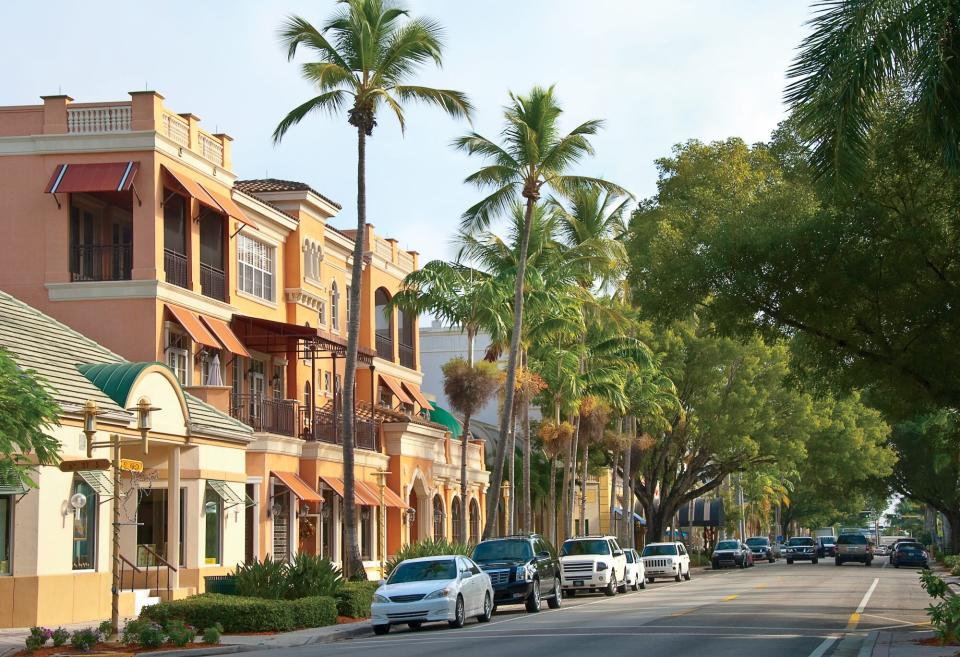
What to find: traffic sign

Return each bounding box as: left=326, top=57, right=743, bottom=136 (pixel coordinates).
left=119, top=459, right=143, bottom=473
left=59, top=458, right=110, bottom=472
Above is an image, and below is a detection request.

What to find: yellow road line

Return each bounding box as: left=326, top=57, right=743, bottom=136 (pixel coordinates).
left=846, top=612, right=861, bottom=630
left=671, top=607, right=698, bottom=617
left=755, top=583, right=768, bottom=589
left=722, top=594, right=738, bottom=601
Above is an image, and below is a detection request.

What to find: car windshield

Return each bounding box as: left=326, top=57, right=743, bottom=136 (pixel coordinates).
left=472, top=540, right=534, bottom=563
left=561, top=540, right=611, bottom=556
left=642, top=544, right=678, bottom=557
left=746, top=538, right=768, bottom=547
left=788, top=538, right=815, bottom=546
left=716, top=541, right=740, bottom=550
left=837, top=534, right=868, bottom=545
left=898, top=543, right=923, bottom=551
left=820, top=537, right=836, bottom=545
left=387, top=559, right=457, bottom=584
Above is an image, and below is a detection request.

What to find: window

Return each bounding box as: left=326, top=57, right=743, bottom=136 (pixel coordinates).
left=433, top=495, right=445, bottom=540
left=330, top=282, right=339, bottom=330
left=166, top=331, right=190, bottom=386
left=0, top=495, right=10, bottom=574
left=163, top=193, right=187, bottom=255
left=324, top=372, right=332, bottom=395
left=304, top=382, right=311, bottom=407
left=232, top=357, right=244, bottom=398
left=346, top=286, right=351, bottom=325
left=204, top=487, right=223, bottom=565
left=237, top=234, right=275, bottom=302
left=451, top=498, right=463, bottom=544
left=272, top=364, right=284, bottom=399
left=318, top=300, right=326, bottom=326
left=72, top=477, right=97, bottom=570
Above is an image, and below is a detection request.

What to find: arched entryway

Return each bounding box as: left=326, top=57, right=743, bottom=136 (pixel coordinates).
left=433, top=494, right=446, bottom=540
left=451, top=497, right=463, bottom=544
left=409, top=489, right=420, bottom=543
left=469, top=498, right=481, bottom=544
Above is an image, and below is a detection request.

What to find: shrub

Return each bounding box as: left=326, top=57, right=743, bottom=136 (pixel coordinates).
left=121, top=619, right=151, bottom=646
left=235, top=559, right=290, bottom=599
left=920, top=570, right=960, bottom=645
left=288, top=596, right=338, bottom=628
left=25, top=627, right=51, bottom=652
left=287, top=554, right=343, bottom=599
left=384, top=539, right=472, bottom=576
left=164, top=620, right=196, bottom=648
left=337, top=581, right=379, bottom=618
left=51, top=627, right=70, bottom=648
left=97, top=620, right=114, bottom=638
left=201, top=623, right=223, bottom=644
left=70, top=628, right=100, bottom=653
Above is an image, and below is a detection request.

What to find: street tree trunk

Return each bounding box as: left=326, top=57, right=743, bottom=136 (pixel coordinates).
left=461, top=410, right=471, bottom=545
left=341, top=124, right=367, bottom=580
left=610, top=431, right=621, bottom=543
left=548, top=457, right=557, bottom=544
left=580, top=440, right=589, bottom=534
left=483, top=195, right=536, bottom=539
left=567, top=414, right=581, bottom=537
left=523, top=397, right=531, bottom=533
left=622, top=417, right=634, bottom=547
left=508, top=410, right=517, bottom=535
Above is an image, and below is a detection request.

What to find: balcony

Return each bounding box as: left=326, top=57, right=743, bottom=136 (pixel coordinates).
left=230, top=394, right=298, bottom=437
left=200, top=263, right=225, bottom=301
left=164, top=249, right=188, bottom=289
left=375, top=333, right=393, bottom=360
left=399, top=343, right=415, bottom=369
left=70, top=244, right=131, bottom=282
left=299, top=408, right=380, bottom=452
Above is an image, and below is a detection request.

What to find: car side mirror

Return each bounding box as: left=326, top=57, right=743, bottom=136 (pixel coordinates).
left=537, top=551, right=550, bottom=559
left=613, top=550, right=623, bottom=557
left=378, top=579, right=386, bottom=587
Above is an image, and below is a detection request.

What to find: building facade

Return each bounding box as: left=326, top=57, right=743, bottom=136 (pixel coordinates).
left=0, top=90, right=489, bottom=624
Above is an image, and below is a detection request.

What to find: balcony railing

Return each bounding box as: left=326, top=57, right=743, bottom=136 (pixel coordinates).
left=67, top=105, right=132, bottom=133
left=164, top=249, right=188, bottom=289
left=399, top=343, right=415, bottom=369
left=375, top=333, right=393, bottom=360
left=230, top=395, right=298, bottom=437
left=299, top=408, right=379, bottom=452
left=163, top=112, right=190, bottom=147
left=198, top=133, right=224, bottom=166
left=70, top=244, right=131, bottom=282
left=200, top=262, right=225, bottom=301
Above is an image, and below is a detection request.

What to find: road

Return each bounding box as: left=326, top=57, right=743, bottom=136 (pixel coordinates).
left=242, top=557, right=932, bottom=657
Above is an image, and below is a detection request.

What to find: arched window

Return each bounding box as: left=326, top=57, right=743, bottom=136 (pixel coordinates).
left=374, top=288, right=393, bottom=360
left=433, top=494, right=446, bottom=540
left=451, top=497, right=463, bottom=544
left=304, top=382, right=311, bottom=407
left=330, top=282, right=340, bottom=331
left=469, top=498, right=480, bottom=544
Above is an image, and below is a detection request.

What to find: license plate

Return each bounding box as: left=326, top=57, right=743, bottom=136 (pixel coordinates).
left=574, top=580, right=584, bottom=587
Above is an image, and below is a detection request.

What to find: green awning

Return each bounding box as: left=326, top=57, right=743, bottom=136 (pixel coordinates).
left=0, top=469, right=29, bottom=496
left=77, top=362, right=168, bottom=407
left=429, top=402, right=462, bottom=439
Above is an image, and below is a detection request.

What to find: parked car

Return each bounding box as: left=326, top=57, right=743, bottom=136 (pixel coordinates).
left=746, top=536, right=776, bottom=563
left=874, top=544, right=889, bottom=557
left=816, top=536, right=837, bottom=558
left=835, top=533, right=873, bottom=566
left=711, top=540, right=753, bottom=569
left=890, top=541, right=928, bottom=569
left=559, top=535, right=628, bottom=596
left=784, top=537, right=818, bottom=564
left=471, top=534, right=562, bottom=612
left=642, top=541, right=692, bottom=582
left=371, top=555, right=494, bottom=635
left=623, top=548, right=647, bottom=590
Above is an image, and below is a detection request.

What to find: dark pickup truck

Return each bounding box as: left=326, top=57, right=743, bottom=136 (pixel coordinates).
left=784, top=537, right=818, bottom=564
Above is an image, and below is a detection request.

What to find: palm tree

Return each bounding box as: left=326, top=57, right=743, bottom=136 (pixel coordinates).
left=273, top=0, right=473, bottom=578
left=785, top=0, right=960, bottom=180
left=441, top=358, right=501, bottom=543
left=455, top=86, right=625, bottom=539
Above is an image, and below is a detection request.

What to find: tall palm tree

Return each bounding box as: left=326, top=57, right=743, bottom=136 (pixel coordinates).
left=785, top=0, right=960, bottom=180
left=454, top=79, right=627, bottom=536
left=273, top=0, right=473, bottom=577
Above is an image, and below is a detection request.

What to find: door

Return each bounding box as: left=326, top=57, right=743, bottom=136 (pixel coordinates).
left=244, top=484, right=256, bottom=564
left=536, top=538, right=556, bottom=593
left=458, top=557, right=478, bottom=614
left=250, top=361, right=265, bottom=420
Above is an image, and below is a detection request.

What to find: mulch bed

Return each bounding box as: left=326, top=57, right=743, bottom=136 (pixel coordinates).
left=13, top=642, right=222, bottom=657
left=916, top=636, right=960, bottom=647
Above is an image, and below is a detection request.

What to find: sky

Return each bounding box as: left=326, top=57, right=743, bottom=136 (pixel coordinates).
left=0, top=1, right=812, bottom=265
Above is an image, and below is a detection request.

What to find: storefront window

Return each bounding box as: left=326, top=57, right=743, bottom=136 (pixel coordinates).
left=204, top=487, right=222, bottom=565
left=72, top=478, right=97, bottom=570
left=0, top=496, right=11, bottom=574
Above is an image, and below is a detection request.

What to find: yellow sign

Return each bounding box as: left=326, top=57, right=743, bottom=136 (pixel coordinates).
left=119, top=459, right=143, bottom=473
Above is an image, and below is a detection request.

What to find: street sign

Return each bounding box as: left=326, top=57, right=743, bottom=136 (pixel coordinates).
left=59, top=458, right=110, bottom=472
left=119, top=459, right=143, bottom=473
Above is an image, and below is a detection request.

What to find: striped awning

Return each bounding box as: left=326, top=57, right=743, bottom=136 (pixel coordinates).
left=401, top=381, right=431, bottom=410
left=45, top=161, right=139, bottom=194
left=272, top=471, right=322, bottom=503
left=379, top=374, right=413, bottom=405
left=200, top=316, right=250, bottom=358
left=77, top=470, right=112, bottom=497
left=166, top=305, right=220, bottom=350
left=678, top=498, right=725, bottom=527
left=207, top=479, right=253, bottom=509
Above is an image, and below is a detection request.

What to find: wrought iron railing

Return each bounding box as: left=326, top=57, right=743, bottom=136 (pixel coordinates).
left=375, top=333, right=393, bottom=360
left=200, top=262, right=225, bottom=301
left=70, top=244, right=131, bottom=282
left=299, top=408, right=379, bottom=451
left=230, top=395, right=298, bottom=437
left=399, top=343, right=415, bottom=369
left=164, top=249, right=188, bottom=288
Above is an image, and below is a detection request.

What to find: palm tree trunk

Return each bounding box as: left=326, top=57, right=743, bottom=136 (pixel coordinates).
left=461, top=411, right=471, bottom=545
left=523, top=395, right=531, bottom=533
left=580, top=441, right=589, bottom=534
left=508, top=410, right=517, bottom=534
left=622, top=416, right=634, bottom=547
left=548, top=457, right=557, bottom=544
left=560, top=426, right=571, bottom=540
left=567, top=414, right=580, bottom=537
left=341, top=124, right=367, bottom=580
left=611, top=432, right=621, bottom=541
left=482, top=195, right=536, bottom=539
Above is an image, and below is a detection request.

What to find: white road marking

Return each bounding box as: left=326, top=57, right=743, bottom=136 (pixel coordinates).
left=807, top=636, right=838, bottom=657
left=857, top=578, right=880, bottom=613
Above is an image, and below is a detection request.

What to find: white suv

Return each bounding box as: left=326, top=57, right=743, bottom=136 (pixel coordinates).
left=559, top=535, right=628, bottom=596
left=641, top=542, right=691, bottom=583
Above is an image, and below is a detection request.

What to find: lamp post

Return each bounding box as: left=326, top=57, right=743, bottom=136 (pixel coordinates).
left=500, top=481, right=510, bottom=537
left=373, top=470, right=390, bottom=579
left=83, top=397, right=157, bottom=639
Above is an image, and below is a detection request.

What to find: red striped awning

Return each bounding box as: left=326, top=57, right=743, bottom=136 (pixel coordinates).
left=45, top=161, right=139, bottom=194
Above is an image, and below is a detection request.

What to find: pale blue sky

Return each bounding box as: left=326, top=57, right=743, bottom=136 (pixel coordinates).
left=0, top=1, right=811, bottom=264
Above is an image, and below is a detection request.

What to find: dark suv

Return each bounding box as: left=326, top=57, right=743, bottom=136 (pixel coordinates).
left=471, top=534, right=562, bottom=612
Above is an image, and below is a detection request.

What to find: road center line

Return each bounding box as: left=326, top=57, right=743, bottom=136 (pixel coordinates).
left=722, top=594, right=738, bottom=601
left=846, top=577, right=879, bottom=630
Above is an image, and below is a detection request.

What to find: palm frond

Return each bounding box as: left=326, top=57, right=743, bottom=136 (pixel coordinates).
left=273, top=91, right=351, bottom=144
left=393, top=86, right=475, bottom=122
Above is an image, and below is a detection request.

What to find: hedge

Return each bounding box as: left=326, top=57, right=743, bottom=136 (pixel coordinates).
left=141, top=594, right=337, bottom=633
left=336, top=581, right=379, bottom=618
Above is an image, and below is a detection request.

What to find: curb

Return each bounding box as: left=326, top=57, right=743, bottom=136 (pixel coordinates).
left=307, top=623, right=371, bottom=644
left=140, top=646, right=263, bottom=657
left=856, top=630, right=880, bottom=657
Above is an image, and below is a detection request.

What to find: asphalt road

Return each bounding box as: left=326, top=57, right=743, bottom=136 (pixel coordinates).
left=240, top=557, right=932, bottom=657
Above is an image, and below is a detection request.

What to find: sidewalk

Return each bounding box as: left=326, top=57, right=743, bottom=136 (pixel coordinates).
left=870, top=630, right=959, bottom=657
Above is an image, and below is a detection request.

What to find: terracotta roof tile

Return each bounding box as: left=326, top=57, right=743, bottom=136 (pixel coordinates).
left=235, top=178, right=342, bottom=210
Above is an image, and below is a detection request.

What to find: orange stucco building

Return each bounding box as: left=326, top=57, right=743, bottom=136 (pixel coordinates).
left=0, top=90, right=489, bottom=624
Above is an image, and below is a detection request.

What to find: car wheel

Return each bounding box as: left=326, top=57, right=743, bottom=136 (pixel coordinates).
left=769, top=557, right=775, bottom=564
left=567, top=589, right=576, bottom=597
left=548, top=580, right=563, bottom=609
left=605, top=574, right=617, bottom=596
left=647, top=577, right=655, bottom=584
left=639, top=576, right=647, bottom=589
left=449, top=595, right=466, bottom=628
left=373, top=624, right=390, bottom=636
left=835, top=558, right=842, bottom=566
left=865, top=560, right=872, bottom=567
left=478, top=592, right=493, bottom=622
left=674, top=569, right=682, bottom=582
left=408, top=621, right=423, bottom=630
left=631, top=575, right=640, bottom=591
left=526, top=579, right=542, bottom=612
left=712, top=560, right=720, bottom=570
left=684, top=565, right=692, bottom=581
left=786, top=559, right=793, bottom=564
left=812, top=558, right=818, bottom=564
left=617, top=573, right=628, bottom=594
left=738, top=558, right=745, bottom=569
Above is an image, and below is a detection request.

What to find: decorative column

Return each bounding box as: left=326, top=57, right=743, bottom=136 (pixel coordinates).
left=167, top=447, right=180, bottom=591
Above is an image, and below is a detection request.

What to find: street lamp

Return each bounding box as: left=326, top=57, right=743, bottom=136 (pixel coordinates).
left=83, top=397, right=157, bottom=640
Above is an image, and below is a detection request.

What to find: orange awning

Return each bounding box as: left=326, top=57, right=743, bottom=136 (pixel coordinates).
left=46, top=161, right=139, bottom=194
left=319, top=476, right=406, bottom=508
left=200, top=184, right=259, bottom=232
left=401, top=381, right=432, bottom=409
left=166, top=305, right=220, bottom=349
left=379, top=373, right=413, bottom=405
left=162, top=166, right=221, bottom=212
left=200, top=316, right=250, bottom=358
left=272, top=471, right=322, bottom=503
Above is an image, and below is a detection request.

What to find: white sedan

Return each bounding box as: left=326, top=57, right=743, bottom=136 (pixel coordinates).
left=624, top=548, right=647, bottom=590
left=371, top=555, right=494, bottom=635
